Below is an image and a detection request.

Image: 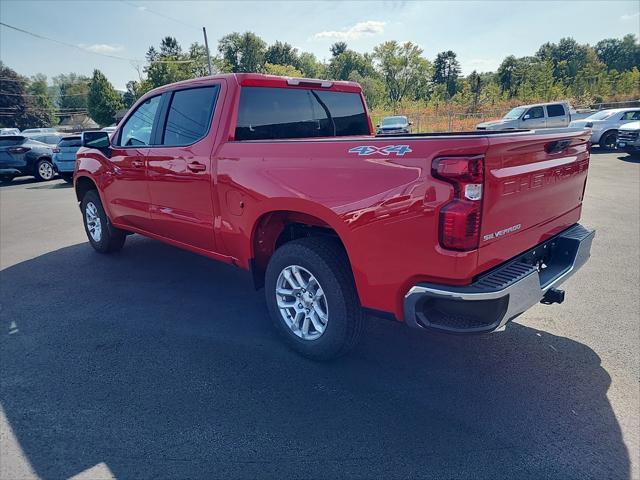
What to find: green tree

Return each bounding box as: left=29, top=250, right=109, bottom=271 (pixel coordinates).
left=497, top=55, right=517, bottom=96
left=218, top=32, right=267, bottom=72
left=373, top=40, right=431, bottom=105
left=0, top=62, right=31, bottom=129
left=88, top=69, right=123, bottom=127
left=595, top=34, right=640, bottom=72
left=348, top=71, right=386, bottom=109
left=432, top=51, right=461, bottom=98
left=265, top=41, right=299, bottom=68
left=327, top=49, right=375, bottom=81
left=297, top=52, right=324, bottom=78
left=536, top=37, right=591, bottom=83
left=330, top=42, right=348, bottom=57
left=264, top=63, right=303, bottom=77
left=27, top=74, right=56, bottom=126
left=52, top=73, right=89, bottom=111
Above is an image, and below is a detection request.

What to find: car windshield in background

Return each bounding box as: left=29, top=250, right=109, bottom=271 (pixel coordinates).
left=58, top=137, right=82, bottom=147
left=587, top=110, right=617, bottom=120
left=503, top=107, right=527, bottom=119
left=382, top=116, right=407, bottom=126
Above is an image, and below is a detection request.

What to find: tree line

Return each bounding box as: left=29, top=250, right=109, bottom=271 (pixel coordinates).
left=1, top=32, right=638, bottom=128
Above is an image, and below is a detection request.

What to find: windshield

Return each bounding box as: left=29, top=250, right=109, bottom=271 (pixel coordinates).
left=586, top=110, right=617, bottom=121
left=381, top=116, right=407, bottom=126
left=503, top=107, right=527, bottom=120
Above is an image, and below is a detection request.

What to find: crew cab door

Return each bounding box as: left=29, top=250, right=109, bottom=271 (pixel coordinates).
left=145, top=84, right=222, bottom=251
left=106, top=94, right=163, bottom=231
left=545, top=104, right=568, bottom=127
left=521, top=106, right=546, bottom=129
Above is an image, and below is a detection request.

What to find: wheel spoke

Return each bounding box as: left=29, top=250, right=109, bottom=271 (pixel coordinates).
left=283, top=269, right=299, bottom=289
left=276, top=288, right=296, bottom=297
left=309, top=311, right=325, bottom=332
left=277, top=298, right=297, bottom=308
left=301, top=316, right=310, bottom=336
left=313, top=303, right=328, bottom=323
left=292, top=266, right=307, bottom=290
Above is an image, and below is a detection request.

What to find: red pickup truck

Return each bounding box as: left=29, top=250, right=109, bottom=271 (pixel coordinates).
left=75, top=73, right=595, bottom=359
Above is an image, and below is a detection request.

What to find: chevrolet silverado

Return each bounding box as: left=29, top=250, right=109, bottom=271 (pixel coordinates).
left=74, top=74, right=595, bottom=359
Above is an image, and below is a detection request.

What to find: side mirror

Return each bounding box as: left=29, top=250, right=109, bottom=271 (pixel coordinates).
left=523, top=114, right=531, bottom=120
left=82, top=131, right=110, bottom=149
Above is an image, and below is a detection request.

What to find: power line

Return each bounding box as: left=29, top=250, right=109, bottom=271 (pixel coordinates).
left=0, top=21, right=196, bottom=64
left=119, top=0, right=199, bottom=30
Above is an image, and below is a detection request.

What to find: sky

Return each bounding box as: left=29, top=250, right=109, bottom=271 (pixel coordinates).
left=1, top=0, right=639, bottom=90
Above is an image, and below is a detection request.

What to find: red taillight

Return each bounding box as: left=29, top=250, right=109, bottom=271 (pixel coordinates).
left=8, top=147, right=30, bottom=154
left=432, top=156, right=484, bottom=251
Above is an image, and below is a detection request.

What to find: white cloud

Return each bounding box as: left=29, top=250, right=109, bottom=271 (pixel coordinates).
left=80, top=44, right=125, bottom=54
left=314, top=21, right=386, bottom=41
left=620, top=11, right=639, bottom=21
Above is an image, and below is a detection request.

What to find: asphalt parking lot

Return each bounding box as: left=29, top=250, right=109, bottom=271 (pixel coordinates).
left=0, top=150, right=638, bottom=480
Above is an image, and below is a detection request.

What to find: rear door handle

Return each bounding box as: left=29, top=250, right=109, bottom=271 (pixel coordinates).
left=187, top=162, right=206, bottom=172
left=132, top=160, right=144, bottom=168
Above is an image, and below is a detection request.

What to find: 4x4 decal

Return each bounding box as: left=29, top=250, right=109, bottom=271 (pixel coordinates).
left=348, top=145, right=413, bottom=156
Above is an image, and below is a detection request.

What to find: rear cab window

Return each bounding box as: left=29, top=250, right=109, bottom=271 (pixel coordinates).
left=160, top=86, right=219, bottom=146
left=235, top=87, right=369, bottom=141
left=546, top=104, right=566, bottom=117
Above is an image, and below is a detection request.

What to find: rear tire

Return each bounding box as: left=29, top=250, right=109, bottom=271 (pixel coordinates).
left=34, top=158, right=55, bottom=181
left=81, top=190, right=126, bottom=253
left=599, top=131, right=617, bottom=150
left=265, top=237, right=365, bottom=360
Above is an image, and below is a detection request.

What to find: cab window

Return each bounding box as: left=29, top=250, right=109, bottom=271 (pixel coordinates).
left=546, top=104, right=565, bottom=117
left=116, top=95, right=161, bottom=147
left=527, top=106, right=545, bottom=119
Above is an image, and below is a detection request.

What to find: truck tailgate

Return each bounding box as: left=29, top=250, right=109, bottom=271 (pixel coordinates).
left=478, top=129, right=591, bottom=271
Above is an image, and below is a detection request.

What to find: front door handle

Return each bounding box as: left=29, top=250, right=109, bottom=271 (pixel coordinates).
left=132, top=160, right=144, bottom=168
left=187, top=162, right=206, bottom=172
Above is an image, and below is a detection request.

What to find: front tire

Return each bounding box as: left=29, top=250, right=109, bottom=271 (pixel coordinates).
left=599, top=131, right=617, bottom=150
left=81, top=190, right=126, bottom=253
left=265, top=237, right=365, bottom=360
left=34, top=158, right=55, bottom=181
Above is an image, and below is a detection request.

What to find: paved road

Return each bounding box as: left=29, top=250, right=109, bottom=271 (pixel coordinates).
left=1, top=150, right=638, bottom=480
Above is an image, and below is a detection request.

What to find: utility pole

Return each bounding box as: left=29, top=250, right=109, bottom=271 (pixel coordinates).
left=202, top=27, right=213, bottom=76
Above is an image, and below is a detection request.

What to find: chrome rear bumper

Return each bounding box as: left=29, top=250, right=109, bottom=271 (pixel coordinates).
left=403, top=224, right=595, bottom=334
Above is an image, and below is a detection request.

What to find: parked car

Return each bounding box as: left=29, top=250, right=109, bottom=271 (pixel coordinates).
left=22, top=132, right=66, bottom=147
left=376, top=115, right=412, bottom=135
left=476, top=102, right=592, bottom=130
left=20, top=128, right=57, bottom=135
left=616, top=121, right=640, bottom=156
left=0, top=135, right=56, bottom=182
left=0, top=128, right=20, bottom=136
left=75, top=73, right=594, bottom=360
left=53, top=135, right=82, bottom=182
left=569, top=108, right=640, bottom=149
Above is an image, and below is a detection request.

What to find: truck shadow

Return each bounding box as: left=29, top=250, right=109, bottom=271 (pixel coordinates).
left=0, top=237, right=629, bottom=479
